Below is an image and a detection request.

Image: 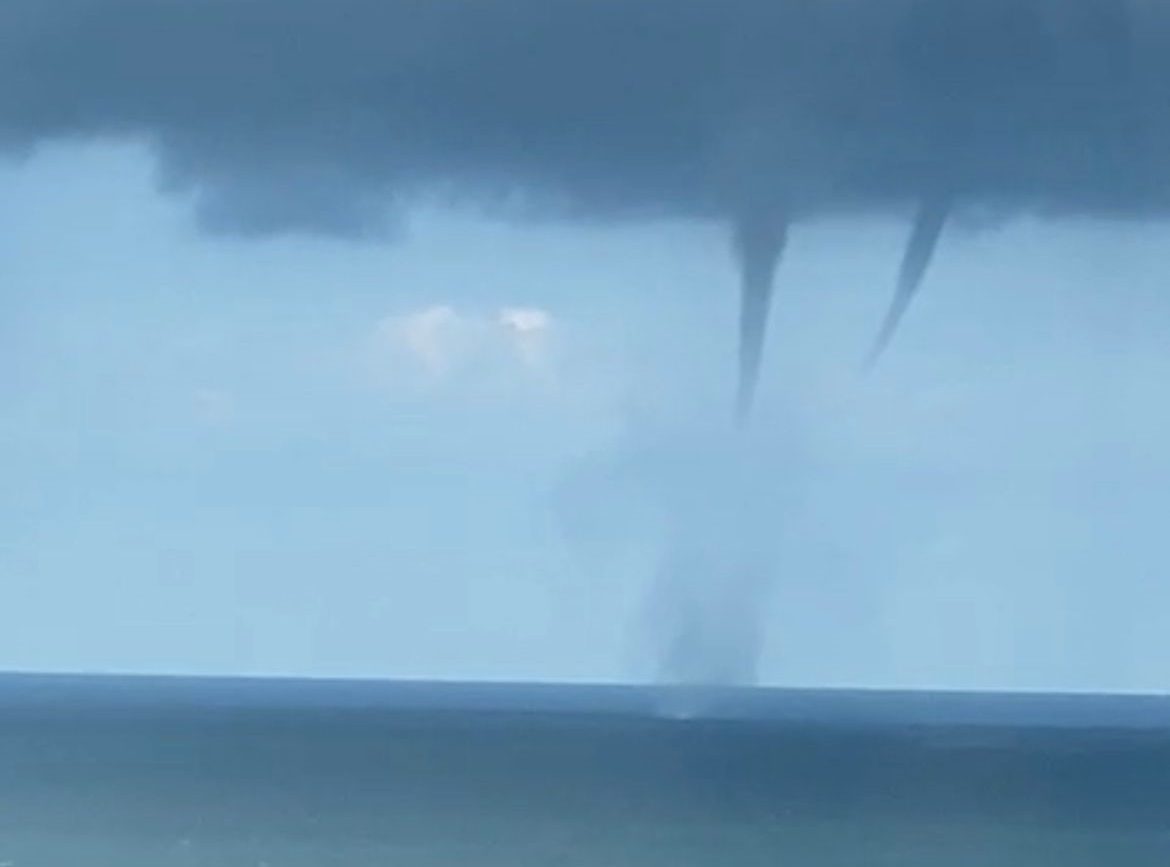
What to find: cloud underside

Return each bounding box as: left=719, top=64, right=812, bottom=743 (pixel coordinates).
left=2, top=0, right=1168, bottom=237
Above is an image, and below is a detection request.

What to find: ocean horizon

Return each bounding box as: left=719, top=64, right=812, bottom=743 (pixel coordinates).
left=2, top=672, right=1169, bottom=865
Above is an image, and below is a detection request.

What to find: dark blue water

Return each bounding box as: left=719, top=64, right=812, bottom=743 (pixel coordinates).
left=2, top=673, right=1169, bottom=865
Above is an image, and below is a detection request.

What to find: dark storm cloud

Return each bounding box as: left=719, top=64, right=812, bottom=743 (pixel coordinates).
left=4, top=0, right=1168, bottom=235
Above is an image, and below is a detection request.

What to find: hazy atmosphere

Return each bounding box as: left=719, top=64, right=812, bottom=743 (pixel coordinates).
left=3, top=0, right=1170, bottom=692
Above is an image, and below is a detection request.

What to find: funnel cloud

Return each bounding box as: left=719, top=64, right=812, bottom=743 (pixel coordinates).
left=866, top=196, right=953, bottom=368
left=733, top=207, right=788, bottom=420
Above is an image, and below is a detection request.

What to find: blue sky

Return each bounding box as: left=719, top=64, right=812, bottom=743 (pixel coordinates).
left=3, top=140, right=1170, bottom=692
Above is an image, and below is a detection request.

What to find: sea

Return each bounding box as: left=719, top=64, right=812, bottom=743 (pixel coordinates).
left=2, top=673, right=1169, bottom=866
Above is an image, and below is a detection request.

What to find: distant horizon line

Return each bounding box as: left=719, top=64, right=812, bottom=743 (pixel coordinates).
left=3, top=669, right=1169, bottom=730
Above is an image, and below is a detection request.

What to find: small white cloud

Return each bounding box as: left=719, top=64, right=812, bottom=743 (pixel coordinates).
left=498, top=306, right=553, bottom=367
left=498, top=306, right=551, bottom=334
left=376, top=304, right=472, bottom=376
left=373, top=303, right=557, bottom=383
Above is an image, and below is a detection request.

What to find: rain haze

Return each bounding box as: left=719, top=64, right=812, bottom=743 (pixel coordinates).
left=3, top=0, right=1170, bottom=692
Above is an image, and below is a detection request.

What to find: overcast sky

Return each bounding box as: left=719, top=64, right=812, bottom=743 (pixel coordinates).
left=3, top=1, right=1170, bottom=692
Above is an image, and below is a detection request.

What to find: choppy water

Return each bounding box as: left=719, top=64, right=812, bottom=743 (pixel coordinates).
left=2, top=674, right=1169, bottom=866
